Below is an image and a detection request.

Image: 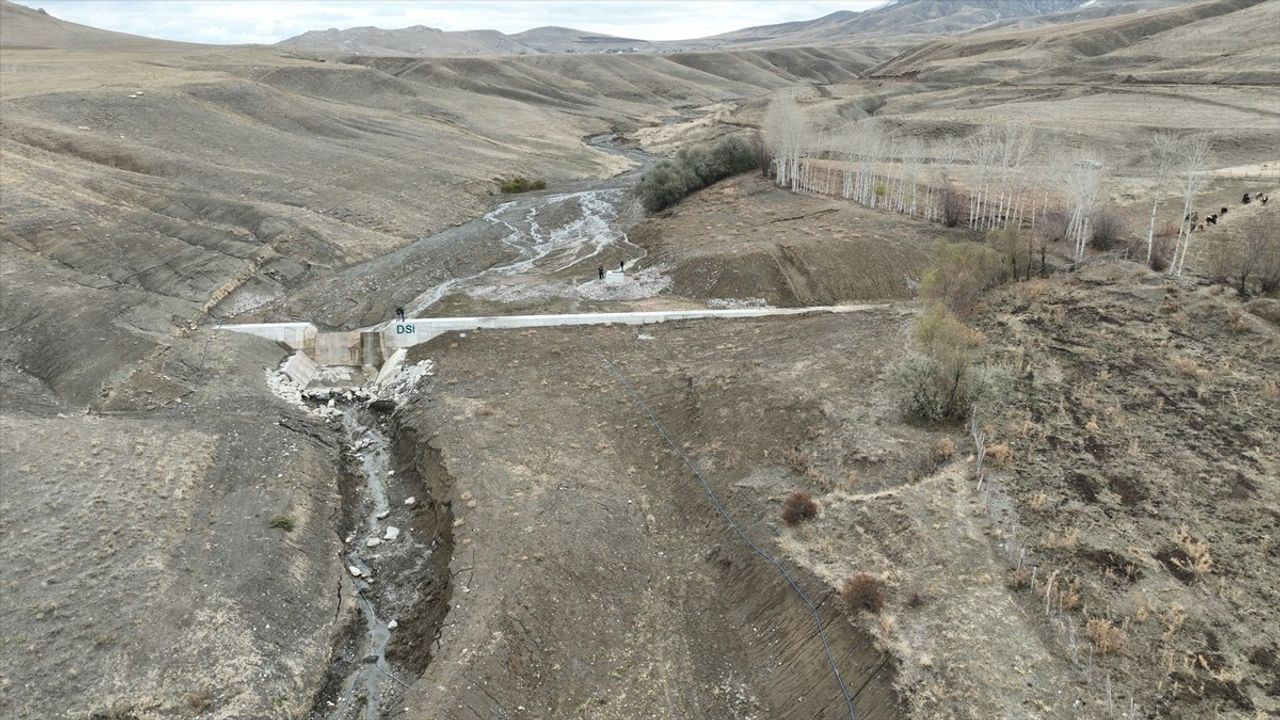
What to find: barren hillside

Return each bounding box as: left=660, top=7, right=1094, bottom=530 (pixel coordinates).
left=2, top=0, right=1277, bottom=719
left=868, top=0, right=1280, bottom=83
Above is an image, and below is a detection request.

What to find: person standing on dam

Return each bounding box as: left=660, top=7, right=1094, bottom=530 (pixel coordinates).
left=598, top=265, right=605, bottom=280
left=395, top=306, right=405, bottom=322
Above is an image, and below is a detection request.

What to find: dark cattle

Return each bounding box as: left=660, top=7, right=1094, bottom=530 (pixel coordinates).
left=1220, top=207, right=1228, bottom=216
left=1206, top=214, right=1218, bottom=225
left=1260, top=194, right=1270, bottom=205
left=1242, top=192, right=1251, bottom=204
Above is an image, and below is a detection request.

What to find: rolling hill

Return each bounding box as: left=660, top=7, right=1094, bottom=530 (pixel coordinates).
left=273, top=0, right=1161, bottom=57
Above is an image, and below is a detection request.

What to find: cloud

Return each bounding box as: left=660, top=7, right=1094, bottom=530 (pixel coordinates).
left=35, top=1, right=882, bottom=44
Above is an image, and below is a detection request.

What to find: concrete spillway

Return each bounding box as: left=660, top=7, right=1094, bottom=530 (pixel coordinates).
left=217, top=304, right=883, bottom=375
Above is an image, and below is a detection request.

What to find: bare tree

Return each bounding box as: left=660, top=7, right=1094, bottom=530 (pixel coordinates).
left=1144, top=132, right=1182, bottom=266
left=763, top=96, right=807, bottom=190
left=1169, top=134, right=1212, bottom=277
left=992, top=122, right=1033, bottom=230
left=1216, top=211, right=1280, bottom=295
left=1064, top=154, right=1106, bottom=262
left=967, top=126, right=998, bottom=229
left=898, top=137, right=925, bottom=216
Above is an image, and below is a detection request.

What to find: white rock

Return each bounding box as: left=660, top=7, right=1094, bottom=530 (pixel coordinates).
left=404, top=496, right=416, bottom=506
left=387, top=619, right=398, bottom=630
left=348, top=566, right=363, bottom=577
left=77, top=126, right=90, bottom=130
left=366, top=538, right=382, bottom=548
left=383, top=526, right=400, bottom=542
left=388, top=470, right=395, bottom=476
left=376, top=510, right=390, bottom=520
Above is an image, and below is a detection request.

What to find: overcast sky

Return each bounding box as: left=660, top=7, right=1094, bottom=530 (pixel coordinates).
left=35, top=1, right=885, bottom=45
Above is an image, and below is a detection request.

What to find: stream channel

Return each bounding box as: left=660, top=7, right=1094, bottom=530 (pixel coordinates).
left=308, top=130, right=662, bottom=719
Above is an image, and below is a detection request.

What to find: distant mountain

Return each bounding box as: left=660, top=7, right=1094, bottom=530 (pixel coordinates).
left=277, top=23, right=649, bottom=57
left=696, top=0, right=1152, bottom=46
left=267, top=0, right=1159, bottom=57
left=277, top=25, right=532, bottom=56
left=511, top=26, right=648, bottom=53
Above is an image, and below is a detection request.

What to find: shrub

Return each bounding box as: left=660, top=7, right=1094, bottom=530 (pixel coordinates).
left=841, top=572, right=886, bottom=614
left=636, top=160, right=697, bottom=213
left=940, top=183, right=966, bottom=227
left=1085, top=617, right=1127, bottom=655
left=268, top=514, right=295, bottom=532
left=919, top=240, right=1004, bottom=317
left=1089, top=207, right=1126, bottom=250
left=913, top=303, right=983, bottom=351
left=988, top=223, right=1031, bottom=281
left=1037, top=209, right=1071, bottom=245
left=499, top=176, right=546, bottom=194
left=892, top=352, right=994, bottom=423
left=1145, top=232, right=1176, bottom=272
left=896, top=305, right=992, bottom=423
left=781, top=490, right=818, bottom=526
left=1208, top=211, right=1280, bottom=296
left=637, top=135, right=760, bottom=213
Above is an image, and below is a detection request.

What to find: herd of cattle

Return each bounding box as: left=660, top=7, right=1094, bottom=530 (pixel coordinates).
left=1186, top=191, right=1269, bottom=232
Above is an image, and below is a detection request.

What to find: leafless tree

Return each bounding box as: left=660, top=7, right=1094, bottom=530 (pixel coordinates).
left=992, top=122, right=1034, bottom=230
left=1169, top=134, right=1212, bottom=277
left=897, top=137, right=925, bottom=216
left=763, top=95, right=808, bottom=190
left=967, top=126, right=998, bottom=229
left=1144, top=132, right=1182, bottom=266
left=1216, top=211, right=1280, bottom=295
left=1064, top=154, right=1107, bottom=261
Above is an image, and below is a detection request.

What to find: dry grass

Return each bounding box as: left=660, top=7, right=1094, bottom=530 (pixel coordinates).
left=1169, top=354, right=1210, bottom=382
left=184, top=684, right=213, bottom=713
left=1172, top=526, right=1214, bottom=579
left=841, top=572, right=886, bottom=614
left=1008, top=566, right=1032, bottom=589
left=1042, top=527, right=1080, bottom=550
left=781, top=490, right=818, bottom=527
left=1083, top=415, right=1100, bottom=437
left=1028, top=491, right=1049, bottom=512
left=933, top=436, right=956, bottom=461
left=784, top=446, right=809, bottom=475
left=1086, top=617, right=1128, bottom=655
left=984, top=442, right=1011, bottom=467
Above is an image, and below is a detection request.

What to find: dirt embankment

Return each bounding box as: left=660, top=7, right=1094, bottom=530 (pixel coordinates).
left=630, top=174, right=948, bottom=307
left=0, top=334, right=347, bottom=720
left=391, top=312, right=915, bottom=719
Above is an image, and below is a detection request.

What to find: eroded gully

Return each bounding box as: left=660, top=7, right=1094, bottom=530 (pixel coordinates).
left=308, top=131, right=659, bottom=719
